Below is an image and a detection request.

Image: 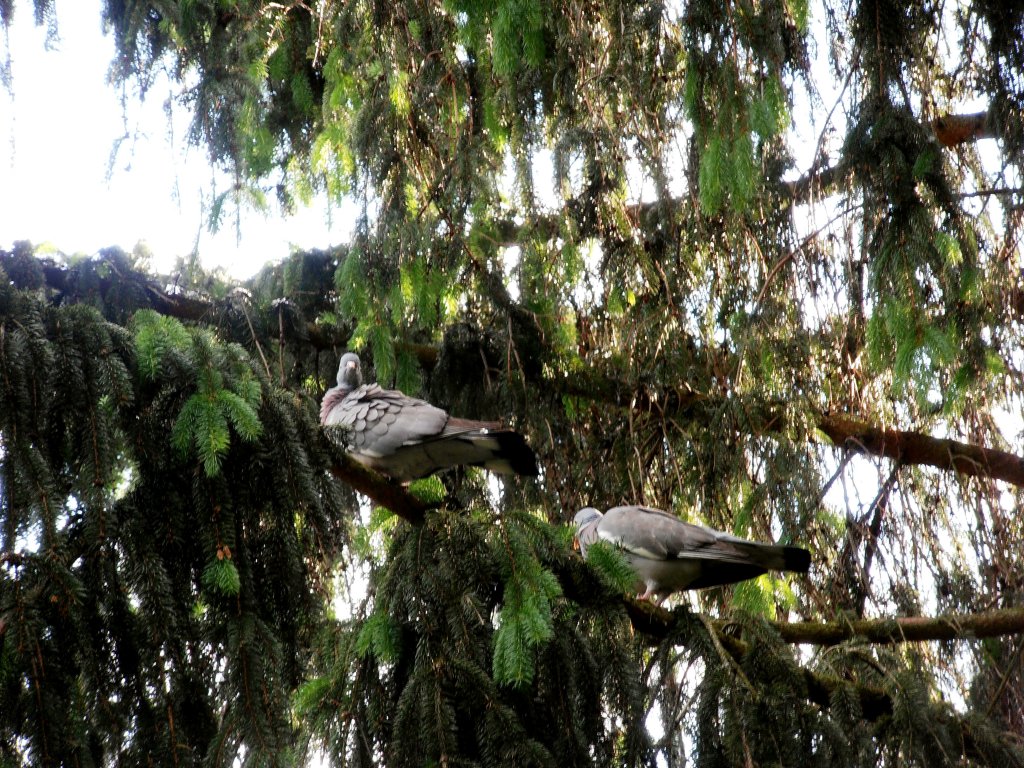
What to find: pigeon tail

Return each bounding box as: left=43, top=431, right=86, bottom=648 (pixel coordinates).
left=443, top=417, right=538, bottom=477
left=474, top=429, right=539, bottom=476
left=731, top=541, right=811, bottom=574
left=780, top=545, right=811, bottom=573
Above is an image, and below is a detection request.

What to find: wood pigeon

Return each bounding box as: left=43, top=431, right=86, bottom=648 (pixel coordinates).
left=320, top=352, right=538, bottom=482
left=573, top=505, right=810, bottom=601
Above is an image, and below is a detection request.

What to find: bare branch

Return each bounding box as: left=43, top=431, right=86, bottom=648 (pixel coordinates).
left=554, top=370, right=1024, bottom=488
left=817, top=413, right=1024, bottom=487
left=771, top=605, right=1024, bottom=646
left=327, top=452, right=429, bottom=525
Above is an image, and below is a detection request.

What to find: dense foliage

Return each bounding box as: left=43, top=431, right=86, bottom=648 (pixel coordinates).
left=3, top=0, right=1024, bottom=766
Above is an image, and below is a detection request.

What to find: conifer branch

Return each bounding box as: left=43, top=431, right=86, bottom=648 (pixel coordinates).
left=0, top=249, right=440, bottom=368
left=815, top=413, right=1024, bottom=486
left=481, top=109, right=1002, bottom=244
left=327, top=454, right=429, bottom=525
left=626, top=599, right=1024, bottom=665
left=769, top=605, right=1024, bottom=646
left=590, top=591, right=900, bottom=720
left=621, top=597, right=1024, bottom=759
left=562, top=558, right=900, bottom=725
left=553, top=371, right=1024, bottom=488
left=782, top=109, right=999, bottom=204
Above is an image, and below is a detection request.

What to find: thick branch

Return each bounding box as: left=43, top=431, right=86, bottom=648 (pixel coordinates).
left=327, top=453, right=428, bottom=525
left=783, top=162, right=848, bottom=204
left=620, top=601, right=1024, bottom=649
left=772, top=605, right=1024, bottom=646
left=817, top=413, right=1024, bottom=487
left=554, top=371, right=1024, bottom=488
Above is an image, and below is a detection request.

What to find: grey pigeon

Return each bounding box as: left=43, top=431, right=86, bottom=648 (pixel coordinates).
left=573, top=505, right=810, bottom=601
left=320, top=352, right=538, bottom=482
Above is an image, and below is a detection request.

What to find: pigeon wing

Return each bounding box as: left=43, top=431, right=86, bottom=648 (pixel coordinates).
left=332, top=385, right=449, bottom=456
left=597, top=506, right=721, bottom=561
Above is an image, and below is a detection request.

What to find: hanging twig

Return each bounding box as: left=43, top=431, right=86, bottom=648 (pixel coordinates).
left=238, top=294, right=272, bottom=381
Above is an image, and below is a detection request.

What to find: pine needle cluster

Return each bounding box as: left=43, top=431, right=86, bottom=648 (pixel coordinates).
left=0, top=264, right=350, bottom=765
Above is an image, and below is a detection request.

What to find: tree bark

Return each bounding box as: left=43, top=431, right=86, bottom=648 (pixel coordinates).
left=770, top=605, right=1024, bottom=646
left=328, top=453, right=429, bottom=525
left=625, top=598, right=1024, bottom=648
left=816, top=413, right=1024, bottom=486
left=555, top=371, right=1024, bottom=488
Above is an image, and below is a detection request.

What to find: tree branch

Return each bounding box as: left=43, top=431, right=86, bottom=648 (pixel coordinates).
left=617, top=600, right=1024, bottom=649
left=771, top=605, right=1024, bottom=646
left=555, top=557, right=897, bottom=719
left=816, top=413, right=1024, bottom=487
left=327, top=453, right=429, bottom=525
left=782, top=109, right=1001, bottom=203
left=619, top=594, right=1024, bottom=763
left=554, top=370, right=1024, bottom=488
left=485, top=108, right=1003, bottom=242
left=1, top=248, right=440, bottom=369
left=783, top=162, right=848, bottom=204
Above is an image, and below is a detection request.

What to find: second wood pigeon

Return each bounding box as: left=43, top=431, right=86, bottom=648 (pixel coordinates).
left=573, top=505, right=810, bottom=601
left=320, top=352, right=538, bottom=482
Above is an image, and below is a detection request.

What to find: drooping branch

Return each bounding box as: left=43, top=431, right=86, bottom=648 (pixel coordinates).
left=556, top=558, right=893, bottom=720
left=816, top=413, right=1024, bottom=486
left=553, top=370, right=1024, bottom=488
left=485, top=108, right=1003, bottom=243
left=626, top=600, right=896, bottom=720
left=617, top=593, right=1024, bottom=761
left=560, top=561, right=1018, bottom=764
left=327, top=453, right=429, bottom=525
left=770, top=605, right=1024, bottom=646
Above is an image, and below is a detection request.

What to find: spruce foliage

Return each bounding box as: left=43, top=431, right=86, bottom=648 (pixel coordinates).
left=0, top=259, right=348, bottom=765
left=4, top=0, right=1024, bottom=765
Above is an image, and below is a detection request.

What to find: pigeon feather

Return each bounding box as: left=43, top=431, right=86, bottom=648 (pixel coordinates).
left=321, top=352, right=538, bottom=481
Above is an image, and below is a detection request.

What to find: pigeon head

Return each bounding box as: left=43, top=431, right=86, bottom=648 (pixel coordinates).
left=572, top=507, right=603, bottom=555
left=573, top=507, right=603, bottom=531
left=336, top=352, right=363, bottom=389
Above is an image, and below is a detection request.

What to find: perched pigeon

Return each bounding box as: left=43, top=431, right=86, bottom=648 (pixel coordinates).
left=573, top=505, right=810, bottom=601
left=320, top=352, right=538, bottom=482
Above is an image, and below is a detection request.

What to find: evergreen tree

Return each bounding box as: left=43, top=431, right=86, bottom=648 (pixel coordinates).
left=3, top=1, right=1024, bottom=765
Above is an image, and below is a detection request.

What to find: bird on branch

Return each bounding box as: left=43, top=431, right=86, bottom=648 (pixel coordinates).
left=574, top=505, right=810, bottom=602
left=320, top=352, right=538, bottom=482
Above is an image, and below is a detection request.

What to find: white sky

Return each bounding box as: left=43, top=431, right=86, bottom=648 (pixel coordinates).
left=1, top=0, right=348, bottom=279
